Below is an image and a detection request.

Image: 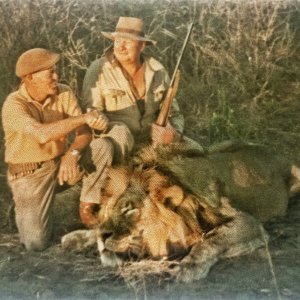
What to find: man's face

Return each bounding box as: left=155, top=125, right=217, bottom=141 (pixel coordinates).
left=114, top=37, right=145, bottom=65
left=30, top=67, right=58, bottom=99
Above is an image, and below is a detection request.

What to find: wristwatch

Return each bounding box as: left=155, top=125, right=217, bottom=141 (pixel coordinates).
left=70, top=149, right=80, bottom=156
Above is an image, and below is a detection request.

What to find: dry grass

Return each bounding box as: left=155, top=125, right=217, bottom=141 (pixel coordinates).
left=0, top=0, right=300, bottom=154
left=118, top=259, right=178, bottom=287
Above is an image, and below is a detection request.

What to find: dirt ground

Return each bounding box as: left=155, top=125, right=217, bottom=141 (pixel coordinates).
left=0, top=170, right=300, bottom=300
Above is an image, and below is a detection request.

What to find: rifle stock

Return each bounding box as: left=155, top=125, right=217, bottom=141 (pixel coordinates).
left=156, top=70, right=180, bottom=126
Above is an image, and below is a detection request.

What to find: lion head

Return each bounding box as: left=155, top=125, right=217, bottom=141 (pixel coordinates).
left=96, top=164, right=226, bottom=267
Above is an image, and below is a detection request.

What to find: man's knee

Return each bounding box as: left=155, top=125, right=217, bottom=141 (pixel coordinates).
left=15, top=210, right=53, bottom=252
left=90, top=137, right=113, bottom=156
left=22, top=232, right=51, bottom=252
left=107, top=124, right=134, bottom=161
left=24, top=239, right=48, bottom=252
left=110, top=124, right=134, bottom=149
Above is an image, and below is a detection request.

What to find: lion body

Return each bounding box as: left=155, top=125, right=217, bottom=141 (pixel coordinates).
left=62, top=143, right=300, bottom=282
left=134, top=143, right=292, bottom=221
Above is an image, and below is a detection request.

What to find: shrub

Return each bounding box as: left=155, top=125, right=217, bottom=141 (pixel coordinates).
left=0, top=0, right=299, bottom=155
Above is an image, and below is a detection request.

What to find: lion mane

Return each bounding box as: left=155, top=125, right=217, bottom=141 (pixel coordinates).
left=97, top=166, right=227, bottom=264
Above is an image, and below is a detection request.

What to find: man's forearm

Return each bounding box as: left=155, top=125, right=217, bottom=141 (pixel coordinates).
left=29, top=115, right=86, bottom=144
left=67, top=127, right=92, bottom=153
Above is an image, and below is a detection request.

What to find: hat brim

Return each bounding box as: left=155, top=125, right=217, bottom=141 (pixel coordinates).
left=101, top=31, right=156, bottom=46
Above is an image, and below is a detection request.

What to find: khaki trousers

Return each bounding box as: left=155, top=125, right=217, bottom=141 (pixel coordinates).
left=8, top=159, right=59, bottom=251
left=80, top=123, right=134, bottom=203
left=8, top=123, right=134, bottom=251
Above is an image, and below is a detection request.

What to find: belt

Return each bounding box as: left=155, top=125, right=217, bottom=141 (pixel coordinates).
left=7, top=159, right=57, bottom=180
left=8, top=161, right=43, bottom=175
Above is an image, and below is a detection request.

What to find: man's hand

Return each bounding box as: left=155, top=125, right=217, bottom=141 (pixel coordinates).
left=151, top=122, right=181, bottom=146
left=58, top=151, right=81, bottom=185
left=84, top=110, right=109, bottom=132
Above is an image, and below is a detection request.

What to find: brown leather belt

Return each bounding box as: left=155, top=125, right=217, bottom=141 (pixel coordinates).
left=7, top=158, right=58, bottom=181
left=8, top=161, right=43, bottom=176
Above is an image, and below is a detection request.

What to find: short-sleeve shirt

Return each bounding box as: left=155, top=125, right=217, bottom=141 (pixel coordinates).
left=82, top=51, right=184, bottom=144
left=2, top=83, right=82, bottom=163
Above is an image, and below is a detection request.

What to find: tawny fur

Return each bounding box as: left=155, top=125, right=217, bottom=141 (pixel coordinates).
left=61, top=143, right=300, bottom=282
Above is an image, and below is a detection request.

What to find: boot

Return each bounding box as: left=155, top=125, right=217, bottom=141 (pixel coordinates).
left=79, top=201, right=100, bottom=228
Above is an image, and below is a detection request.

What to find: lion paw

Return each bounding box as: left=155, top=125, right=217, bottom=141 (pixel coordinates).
left=61, top=229, right=97, bottom=252
left=128, top=234, right=144, bottom=258
left=173, top=257, right=217, bottom=282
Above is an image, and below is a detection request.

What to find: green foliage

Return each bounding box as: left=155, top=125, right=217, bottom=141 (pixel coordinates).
left=0, top=0, right=300, bottom=156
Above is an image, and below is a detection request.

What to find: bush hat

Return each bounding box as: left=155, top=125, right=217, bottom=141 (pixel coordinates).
left=16, top=48, right=60, bottom=78
left=101, top=17, right=156, bottom=45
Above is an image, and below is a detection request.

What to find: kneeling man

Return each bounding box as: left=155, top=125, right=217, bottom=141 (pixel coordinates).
left=2, top=48, right=110, bottom=251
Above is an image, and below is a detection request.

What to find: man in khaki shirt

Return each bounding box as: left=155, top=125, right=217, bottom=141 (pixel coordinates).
left=82, top=17, right=185, bottom=144
left=81, top=17, right=203, bottom=223
left=2, top=48, right=110, bottom=251
left=81, top=17, right=189, bottom=226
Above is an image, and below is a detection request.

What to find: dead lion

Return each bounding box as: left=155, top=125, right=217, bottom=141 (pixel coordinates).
left=62, top=142, right=300, bottom=282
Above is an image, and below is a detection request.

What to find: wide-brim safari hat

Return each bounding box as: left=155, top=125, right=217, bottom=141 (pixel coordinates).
left=101, top=17, right=156, bottom=46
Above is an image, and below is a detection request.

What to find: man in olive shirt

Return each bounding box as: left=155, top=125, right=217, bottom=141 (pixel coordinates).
left=81, top=17, right=187, bottom=226
left=82, top=17, right=184, bottom=144
left=2, top=48, right=110, bottom=251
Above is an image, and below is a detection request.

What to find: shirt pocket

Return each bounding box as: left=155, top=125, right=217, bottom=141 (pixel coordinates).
left=102, top=89, right=126, bottom=111
left=153, top=84, right=166, bottom=103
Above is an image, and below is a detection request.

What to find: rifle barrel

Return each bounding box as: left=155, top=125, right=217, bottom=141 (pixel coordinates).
left=170, top=22, right=194, bottom=86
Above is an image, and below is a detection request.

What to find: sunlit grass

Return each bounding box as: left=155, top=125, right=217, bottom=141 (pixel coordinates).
left=0, top=0, right=299, bottom=156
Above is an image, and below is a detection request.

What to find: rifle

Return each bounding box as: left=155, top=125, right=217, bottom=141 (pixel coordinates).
left=155, top=21, right=194, bottom=127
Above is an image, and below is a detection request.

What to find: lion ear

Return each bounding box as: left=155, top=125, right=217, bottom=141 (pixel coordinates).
left=161, top=185, right=184, bottom=209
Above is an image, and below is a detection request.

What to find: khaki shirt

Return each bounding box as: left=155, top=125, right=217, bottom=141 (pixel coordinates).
left=82, top=51, right=184, bottom=143
left=2, top=83, right=82, bottom=164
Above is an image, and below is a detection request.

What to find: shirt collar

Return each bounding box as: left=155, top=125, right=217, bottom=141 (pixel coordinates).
left=19, top=83, right=54, bottom=108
